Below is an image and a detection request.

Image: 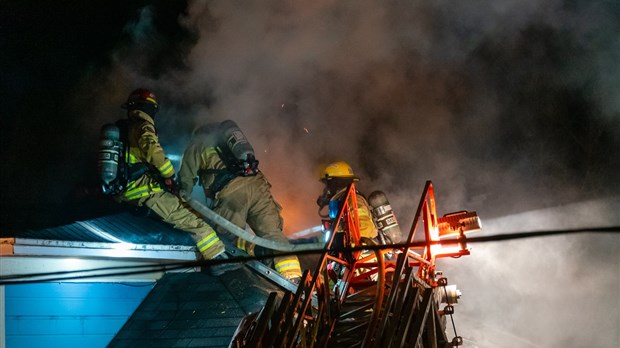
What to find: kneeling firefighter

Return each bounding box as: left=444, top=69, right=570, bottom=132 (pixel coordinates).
left=178, top=120, right=303, bottom=283
left=97, top=88, right=237, bottom=275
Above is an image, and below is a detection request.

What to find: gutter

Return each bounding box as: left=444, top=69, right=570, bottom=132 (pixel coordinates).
left=0, top=238, right=196, bottom=261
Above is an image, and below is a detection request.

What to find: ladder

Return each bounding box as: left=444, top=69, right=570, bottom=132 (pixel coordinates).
left=230, top=181, right=476, bottom=347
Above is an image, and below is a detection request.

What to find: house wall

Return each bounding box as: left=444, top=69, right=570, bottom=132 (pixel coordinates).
left=4, top=282, right=154, bottom=348
left=1, top=286, right=5, bottom=348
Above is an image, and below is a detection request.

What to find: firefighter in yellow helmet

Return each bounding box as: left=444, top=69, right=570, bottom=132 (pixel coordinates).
left=178, top=120, right=303, bottom=283
left=111, top=88, right=236, bottom=275
left=315, top=161, right=381, bottom=285
left=317, top=161, right=378, bottom=240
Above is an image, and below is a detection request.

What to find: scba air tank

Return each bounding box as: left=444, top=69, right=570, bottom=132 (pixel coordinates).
left=368, top=191, right=403, bottom=244
left=220, top=120, right=256, bottom=162
left=98, top=124, right=122, bottom=186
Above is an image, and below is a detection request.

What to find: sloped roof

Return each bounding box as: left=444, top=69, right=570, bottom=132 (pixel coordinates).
left=1, top=210, right=292, bottom=346
left=0, top=213, right=202, bottom=285
left=13, top=212, right=196, bottom=245
left=1, top=212, right=199, bottom=265
left=109, top=268, right=284, bottom=347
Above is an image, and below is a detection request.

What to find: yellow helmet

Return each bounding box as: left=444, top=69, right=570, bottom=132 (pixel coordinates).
left=320, top=161, right=358, bottom=181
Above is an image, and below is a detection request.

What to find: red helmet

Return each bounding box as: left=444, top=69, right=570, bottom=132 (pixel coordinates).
left=122, top=88, right=159, bottom=110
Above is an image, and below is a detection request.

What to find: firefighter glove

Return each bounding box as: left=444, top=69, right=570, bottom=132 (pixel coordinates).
left=164, top=177, right=180, bottom=195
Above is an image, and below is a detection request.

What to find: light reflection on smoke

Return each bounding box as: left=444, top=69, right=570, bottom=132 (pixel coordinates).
left=439, top=197, right=620, bottom=347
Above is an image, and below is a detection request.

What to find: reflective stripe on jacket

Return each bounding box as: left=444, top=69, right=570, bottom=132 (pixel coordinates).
left=120, top=110, right=174, bottom=201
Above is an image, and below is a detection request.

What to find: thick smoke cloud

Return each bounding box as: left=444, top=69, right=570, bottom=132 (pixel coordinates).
left=92, top=0, right=620, bottom=233
left=12, top=0, right=615, bottom=346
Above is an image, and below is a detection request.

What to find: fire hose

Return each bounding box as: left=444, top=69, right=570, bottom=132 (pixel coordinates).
left=187, top=198, right=325, bottom=252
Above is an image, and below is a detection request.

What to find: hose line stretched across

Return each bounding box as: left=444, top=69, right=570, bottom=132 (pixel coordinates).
left=188, top=198, right=325, bottom=252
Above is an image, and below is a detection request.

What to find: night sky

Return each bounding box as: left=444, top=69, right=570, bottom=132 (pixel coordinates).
left=1, top=1, right=619, bottom=347
left=1, top=1, right=189, bottom=230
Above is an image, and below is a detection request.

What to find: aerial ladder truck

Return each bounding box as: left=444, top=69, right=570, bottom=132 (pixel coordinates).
left=229, top=181, right=481, bottom=347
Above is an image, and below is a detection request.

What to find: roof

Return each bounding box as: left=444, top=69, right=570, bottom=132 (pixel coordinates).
left=10, top=211, right=196, bottom=245
left=1, top=212, right=200, bottom=282
left=109, top=269, right=284, bottom=348
left=1, top=210, right=295, bottom=346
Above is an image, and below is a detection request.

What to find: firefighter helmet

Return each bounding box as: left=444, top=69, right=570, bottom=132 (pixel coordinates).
left=320, top=161, right=358, bottom=182
left=122, top=88, right=159, bottom=110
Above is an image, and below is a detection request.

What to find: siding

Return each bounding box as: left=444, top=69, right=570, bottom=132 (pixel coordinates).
left=5, top=282, right=154, bottom=348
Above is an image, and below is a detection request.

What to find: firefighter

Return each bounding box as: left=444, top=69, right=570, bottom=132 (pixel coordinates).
left=178, top=120, right=303, bottom=283
left=318, top=161, right=403, bottom=245
left=111, top=88, right=236, bottom=275
left=317, top=161, right=378, bottom=241
left=315, top=161, right=378, bottom=285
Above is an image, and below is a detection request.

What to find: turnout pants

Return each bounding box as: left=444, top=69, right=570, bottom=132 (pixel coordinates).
left=210, top=174, right=302, bottom=279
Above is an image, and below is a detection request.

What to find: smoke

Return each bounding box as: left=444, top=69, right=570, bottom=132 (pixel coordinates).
left=439, top=197, right=620, bottom=347
left=70, top=1, right=619, bottom=346
left=95, top=0, right=620, bottom=232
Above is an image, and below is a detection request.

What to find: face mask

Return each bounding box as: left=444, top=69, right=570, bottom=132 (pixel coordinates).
left=316, top=187, right=333, bottom=208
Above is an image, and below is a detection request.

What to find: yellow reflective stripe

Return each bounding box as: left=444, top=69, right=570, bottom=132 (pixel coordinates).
left=123, top=182, right=144, bottom=200
left=123, top=182, right=161, bottom=200
left=124, top=187, right=150, bottom=200
left=236, top=238, right=246, bottom=250
left=158, top=160, right=174, bottom=176
left=126, top=147, right=140, bottom=164
left=197, top=232, right=220, bottom=252
left=205, top=147, right=218, bottom=156
left=124, top=186, right=161, bottom=200
left=145, top=97, right=157, bottom=104
left=236, top=239, right=255, bottom=256
left=127, top=153, right=138, bottom=164
left=274, top=259, right=301, bottom=273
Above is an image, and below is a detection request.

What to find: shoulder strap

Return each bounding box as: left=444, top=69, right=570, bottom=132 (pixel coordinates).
left=113, top=119, right=129, bottom=182
left=115, top=118, right=157, bottom=182
left=215, top=145, right=243, bottom=175
left=199, top=146, right=239, bottom=197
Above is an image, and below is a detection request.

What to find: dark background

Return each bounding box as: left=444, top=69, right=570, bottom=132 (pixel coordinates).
left=1, top=2, right=619, bottom=347
left=1, top=1, right=190, bottom=231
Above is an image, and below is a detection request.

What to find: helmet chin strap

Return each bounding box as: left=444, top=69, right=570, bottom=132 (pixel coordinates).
left=316, top=187, right=333, bottom=208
